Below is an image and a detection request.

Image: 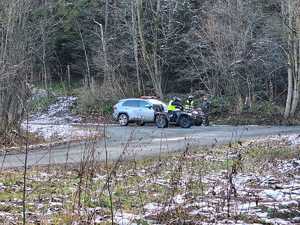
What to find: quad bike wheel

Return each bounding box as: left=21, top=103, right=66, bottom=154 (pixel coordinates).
left=194, top=118, right=203, bottom=126
left=178, top=115, right=192, bottom=128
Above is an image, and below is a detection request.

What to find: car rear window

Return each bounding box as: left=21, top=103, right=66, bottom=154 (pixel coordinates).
left=122, top=100, right=140, bottom=107
left=139, top=100, right=151, bottom=108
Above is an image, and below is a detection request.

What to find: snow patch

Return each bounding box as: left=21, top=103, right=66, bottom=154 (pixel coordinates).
left=260, top=190, right=284, bottom=201
left=263, top=218, right=292, bottom=225
left=114, top=211, right=138, bottom=225
left=144, top=203, right=162, bottom=212
left=288, top=134, right=300, bottom=146
left=23, top=96, right=100, bottom=141
left=173, top=194, right=185, bottom=204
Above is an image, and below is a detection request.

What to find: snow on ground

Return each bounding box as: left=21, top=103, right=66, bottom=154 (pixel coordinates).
left=29, top=96, right=80, bottom=124
left=288, top=134, right=300, bottom=147
left=22, top=96, right=100, bottom=141
left=24, top=123, right=99, bottom=140
left=0, top=146, right=300, bottom=224
left=141, top=159, right=300, bottom=224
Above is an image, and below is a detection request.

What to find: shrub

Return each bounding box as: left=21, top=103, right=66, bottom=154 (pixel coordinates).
left=210, top=96, right=234, bottom=115
left=29, top=95, right=56, bottom=113
left=250, top=101, right=283, bottom=116
left=75, top=88, right=117, bottom=116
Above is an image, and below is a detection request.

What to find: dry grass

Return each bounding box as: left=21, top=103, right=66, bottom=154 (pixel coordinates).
left=0, top=131, right=45, bottom=149
left=0, top=136, right=299, bottom=224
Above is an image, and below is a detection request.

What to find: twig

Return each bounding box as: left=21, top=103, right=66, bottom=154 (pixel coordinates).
left=22, top=110, right=29, bottom=225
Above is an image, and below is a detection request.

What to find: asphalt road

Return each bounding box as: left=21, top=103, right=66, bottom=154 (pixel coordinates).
left=1, top=125, right=300, bottom=168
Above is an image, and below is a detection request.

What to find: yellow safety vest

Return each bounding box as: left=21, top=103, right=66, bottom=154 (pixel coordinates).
left=168, top=100, right=176, bottom=111
left=184, top=100, right=194, bottom=110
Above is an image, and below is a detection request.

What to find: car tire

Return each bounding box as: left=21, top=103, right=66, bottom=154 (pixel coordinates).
left=179, top=115, right=192, bottom=128
left=155, top=114, right=168, bottom=128
left=118, top=113, right=129, bottom=126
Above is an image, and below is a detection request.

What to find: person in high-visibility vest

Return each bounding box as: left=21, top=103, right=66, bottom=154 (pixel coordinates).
left=184, top=95, right=195, bottom=110
left=168, top=98, right=176, bottom=111
left=168, top=96, right=183, bottom=121
left=168, top=96, right=183, bottom=112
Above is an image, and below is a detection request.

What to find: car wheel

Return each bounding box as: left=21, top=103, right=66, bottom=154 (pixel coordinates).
left=118, top=113, right=129, bottom=126
left=179, top=115, right=192, bottom=128
left=155, top=114, right=168, bottom=128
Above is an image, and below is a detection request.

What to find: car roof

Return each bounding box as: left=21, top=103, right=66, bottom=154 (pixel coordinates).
left=147, top=99, right=167, bottom=105
left=119, top=98, right=145, bottom=101
left=119, top=98, right=165, bottom=103
left=118, top=98, right=166, bottom=105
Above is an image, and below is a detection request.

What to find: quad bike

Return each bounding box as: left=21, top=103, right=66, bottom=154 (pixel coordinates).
left=185, top=108, right=210, bottom=126
left=155, top=110, right=193, bottom=128
left=186, top=108, right=204, bottom=126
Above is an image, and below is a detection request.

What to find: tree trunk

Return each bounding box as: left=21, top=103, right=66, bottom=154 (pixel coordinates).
left=284, top=57, right=293, bottom=118
left=284, top=0, right=296, bottom=119
left=131, top=1, right=142, bottom=95
left=94, top=20, right=110, bottom=88
left=153, top=0, right=163, bottom=99
left=0, top=0, right=32, bottom=134
left=77, top=22, right=91, bottom=88
left=136, top=0, right=163, bottom=99
left=290, top=23, right=300, bottom=116
left=42, top=31, right=48, bottom=90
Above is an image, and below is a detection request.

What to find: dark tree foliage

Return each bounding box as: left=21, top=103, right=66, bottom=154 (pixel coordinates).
left=27, top=0, right=294, bottom=113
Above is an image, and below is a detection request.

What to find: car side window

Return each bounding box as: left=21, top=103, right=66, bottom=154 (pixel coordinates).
left=139, top=100, right=151, bottom=108
left=122, top=100, right=139, bottom=107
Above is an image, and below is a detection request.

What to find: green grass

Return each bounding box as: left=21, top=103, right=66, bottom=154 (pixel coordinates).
left=0, top=191, right=23, bottom=201
left=29, top=95, right=56, bottom=113
left=242, top=146, right=300, bottom=173
left=34, top=80, right=82, bottom=96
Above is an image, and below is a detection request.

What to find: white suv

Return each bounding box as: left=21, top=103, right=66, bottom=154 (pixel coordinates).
left=113, top=98, right=167, bottom=126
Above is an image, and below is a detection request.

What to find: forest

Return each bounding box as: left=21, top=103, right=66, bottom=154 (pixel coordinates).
left=2, top=1, right=300, bottom=225
left=1, top=0, right=300, bottom=134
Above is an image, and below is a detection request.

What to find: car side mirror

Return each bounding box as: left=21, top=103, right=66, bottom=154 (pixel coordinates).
left=145, top=104, right=152, bottom=109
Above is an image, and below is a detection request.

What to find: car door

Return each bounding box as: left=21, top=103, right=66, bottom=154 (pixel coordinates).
left=138, top=100, right=155, bottom=122
left=122, top=100, right=140, bottom=120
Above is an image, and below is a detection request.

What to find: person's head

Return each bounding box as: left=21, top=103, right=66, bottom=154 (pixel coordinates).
left=188, top=95, right=194, bottom=101
left=203, top=95, right=208, bottom=101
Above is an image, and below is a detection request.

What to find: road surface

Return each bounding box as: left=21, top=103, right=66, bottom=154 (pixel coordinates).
left=1, top=125, right=300, bottom=168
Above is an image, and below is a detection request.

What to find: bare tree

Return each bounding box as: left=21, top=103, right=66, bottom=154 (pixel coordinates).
left=0, top=0, right=33, bottom=134
left=136, top=0, right=163, bottom=98
left=77, top=21, right=92, bottom=88
left=131, top=0, right=142, bottom=95
left=283, top=0, right=300, bottom=118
